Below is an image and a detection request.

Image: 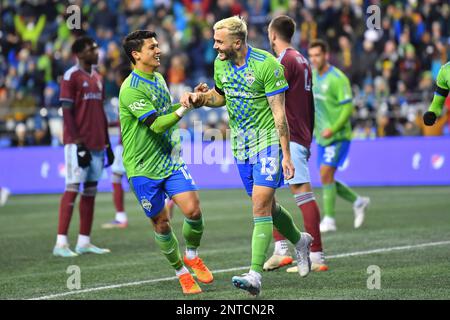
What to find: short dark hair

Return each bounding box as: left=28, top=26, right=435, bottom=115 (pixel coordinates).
left=309, top=39, right=329, bottom=53
left=269, top=15, right=296, bottom=43
left=71, top=36, right=95, bottom=54
left=122, top=30, right=157, bottom=64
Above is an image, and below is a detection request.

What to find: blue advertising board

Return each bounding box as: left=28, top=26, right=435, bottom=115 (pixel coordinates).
left=0, top=137, right=448, bottom=194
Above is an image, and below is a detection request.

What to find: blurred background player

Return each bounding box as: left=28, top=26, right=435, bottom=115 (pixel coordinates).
left=101, top=120, right=128, bottom=229
left=0, top=187, right=11, bottom=207
left=308, top=40, right=370, bottom=233
left=102, top=67, right=130, bottom=229
left=53, top=36, right=114, bottom=257
left=423, top=61, right=449, bottom=126
left=120, top=30, right=213, bottom=295
left=182, top=16, right=312, bottom=296
left=264, top=16, right=328, bottom=273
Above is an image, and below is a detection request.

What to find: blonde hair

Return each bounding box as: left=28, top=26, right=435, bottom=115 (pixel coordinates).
left=213, top=16, right=248, bottom=43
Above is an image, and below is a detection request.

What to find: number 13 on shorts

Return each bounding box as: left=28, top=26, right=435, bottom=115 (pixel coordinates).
left=260, top=157, right=279, bottom=175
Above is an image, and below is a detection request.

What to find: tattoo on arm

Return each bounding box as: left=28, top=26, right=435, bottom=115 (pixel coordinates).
left=268, top=93, right=289, bottom=139
left=200, top=89, right=225, bottom=107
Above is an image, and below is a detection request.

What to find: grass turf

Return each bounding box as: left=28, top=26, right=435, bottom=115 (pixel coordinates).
left=0, top=186, right=449, bottom=300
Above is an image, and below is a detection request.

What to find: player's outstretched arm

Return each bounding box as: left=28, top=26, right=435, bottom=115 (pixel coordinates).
left=144, top=103, right=191, bottom=134
left=268, top=92, right=295, bottom=180
left=424, top=88, right=448, bottom=126
left=424, top=65, right=450, bottom=126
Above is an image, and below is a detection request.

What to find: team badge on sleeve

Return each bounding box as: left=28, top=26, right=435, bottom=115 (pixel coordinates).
left=274, top=68, right=282, bottom=78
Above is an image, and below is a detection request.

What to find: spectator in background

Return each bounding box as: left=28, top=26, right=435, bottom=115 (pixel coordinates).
left=0, top=0, right=449, bottom=146
left=11, top=122, right=32, bottom=147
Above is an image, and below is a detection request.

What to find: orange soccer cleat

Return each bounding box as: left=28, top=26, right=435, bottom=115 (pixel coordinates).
left=178, top=273, right=202, bottom=295
left=183, top=256, right=214, bottom=284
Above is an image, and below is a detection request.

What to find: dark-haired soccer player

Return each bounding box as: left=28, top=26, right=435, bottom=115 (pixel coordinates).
left=119, top=30, right=213, bottom=295
left=264, top=15, right=328, bottom=273
left=53, top=36, right=114, bottom=257
left=308, top=39, right=370, bottom=233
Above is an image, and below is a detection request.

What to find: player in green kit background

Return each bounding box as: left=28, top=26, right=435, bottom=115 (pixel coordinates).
left=308, top=40, right=370, bottom=233
left=181, top=16, right=313, bottom=297
left=423, top=61, right=449, bottom=126
left=119, top=30, right=213, bottom=295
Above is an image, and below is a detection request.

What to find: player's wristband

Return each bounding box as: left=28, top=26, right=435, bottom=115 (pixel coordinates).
left=175, top=106, right=189, bottom=118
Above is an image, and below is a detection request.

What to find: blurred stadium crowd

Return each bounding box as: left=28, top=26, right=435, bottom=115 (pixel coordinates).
left=0, top=0, right=449, bottom=147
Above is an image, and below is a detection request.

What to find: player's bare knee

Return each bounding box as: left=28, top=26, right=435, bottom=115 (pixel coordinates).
left=184, top=203, right=202, bottom=220
left=320, top=171, right=333, bottom=184
left=152, top=216, right=171, bottom=234
left=252, top=198, right=272, bottom=216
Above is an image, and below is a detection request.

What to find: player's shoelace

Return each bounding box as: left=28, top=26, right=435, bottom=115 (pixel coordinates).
left=179, top=274, right=196, bottom=289
left=191, top=258, right=208, bottom=272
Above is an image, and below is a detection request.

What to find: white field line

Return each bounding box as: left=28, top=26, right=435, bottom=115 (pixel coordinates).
left=28, top=240, right=450, bottom=300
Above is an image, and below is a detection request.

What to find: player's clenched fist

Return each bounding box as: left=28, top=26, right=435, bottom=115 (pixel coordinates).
left=180, top=92, right=203, bottom=108
left=282, top=157, right=295, bottom=180
left=194, top=83, right=209, bottom=93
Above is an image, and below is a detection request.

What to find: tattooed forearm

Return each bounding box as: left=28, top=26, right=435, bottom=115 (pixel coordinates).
left=268, top=93, right=290, bottom=139
left=199, top=89, right=225, bottom=107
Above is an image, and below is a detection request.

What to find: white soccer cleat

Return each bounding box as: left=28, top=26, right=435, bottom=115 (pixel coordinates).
left=0, top=188, right=11, bottom=207
left=310, top=251, right=329, bottom=272
left=287, top=251, right=329, bottom=273
left=353, top=197, right=370, bottom=229
left=294, top=232, right=313, bottom=277
left=232, top=271, right=262, bottom=296
left=263, top=254, right=294, bottom=271
left=320, top=217, right=337, bottom=233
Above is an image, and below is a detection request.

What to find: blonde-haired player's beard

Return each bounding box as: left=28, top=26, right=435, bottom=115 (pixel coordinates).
left=218, top=47, right=238, bottom=62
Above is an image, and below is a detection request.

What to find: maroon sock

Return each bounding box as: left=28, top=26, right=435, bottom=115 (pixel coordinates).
left=112, top=183, right=124, bottom=212
left=79, top=195, right=95, bottom=236
left=273, top=228, right=287, bottom=241
left=299, top=200, right=323, bottom=252
left=57, top=191, right=78, bottom=235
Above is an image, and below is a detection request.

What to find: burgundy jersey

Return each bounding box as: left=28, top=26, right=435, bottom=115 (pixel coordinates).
left=279, top=48, right=315, bottom=149
left=60, top=65, right=107, bottom=151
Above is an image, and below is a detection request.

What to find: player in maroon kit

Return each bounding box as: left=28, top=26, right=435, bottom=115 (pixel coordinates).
left=264, top=16, right=328, bottom=272
left=53, top=36, right=114, bottom=257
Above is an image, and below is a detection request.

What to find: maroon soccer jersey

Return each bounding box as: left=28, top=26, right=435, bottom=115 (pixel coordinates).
left=60, top=65, right=107, bottom=151
left=279, top=48, right=315, bottom=149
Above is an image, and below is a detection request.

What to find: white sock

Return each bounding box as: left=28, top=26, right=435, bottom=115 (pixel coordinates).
left=310, top=251, right=325, bottom=264
left=115, top=212, right=128, bottom=223
left=248, top=270, right=261, bottom=281
left=354, top=196, right=364, bottom=207
left=56, top=235, right=68, bottom=247
left=274, top=240, right=289, bottom=256
left=323, top=216, right=335, bottom=224
left=175, top=266, right=189, bottom=277
left=185, top=248, right=198, bottom=260
left=77, top=235, right=90, bottom=248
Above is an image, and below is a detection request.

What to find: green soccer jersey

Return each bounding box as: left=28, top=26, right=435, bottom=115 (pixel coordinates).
left=119, top=69, right=183, bottom=179
left=312, top=65, right=353, bottom=146
left=429, top=61, right=450, bottom=116
left=214, top=46, right=289, bottom=160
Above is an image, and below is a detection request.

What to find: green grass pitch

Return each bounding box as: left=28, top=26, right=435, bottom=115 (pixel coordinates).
left=1, top=186, right=449, bottom=300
